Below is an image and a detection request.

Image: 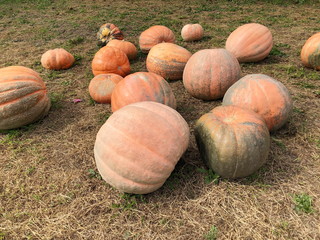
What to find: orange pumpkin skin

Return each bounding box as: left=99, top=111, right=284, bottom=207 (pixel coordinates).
left=146, top=43, right=192, bottom=81
left=94, top=101, right=190, bottom=194
left=225, top=23, right=273, bottom=62
left=97, top=23, right=124, bottom=46
left=195, top=105, right=270, bottom=179
left=91, top=46, right=131, bottom=77
left=183, top=49, right=241, bottom=100
left=41, top=48, right=75, bottom=70
left=181, top=24, right=204, bottom=41
left=222, top=74, right=293, bottom=132
left=107, top=39, right=138, bottom=60
left=89, top=74, right=123, bottom=104
left=0, top=66, right=51, bottom=130
left=139, top=25, right=175, bottom=53
left=301, top=32, right=320, bottom=70
left=111, top=72, right=176, bottom=112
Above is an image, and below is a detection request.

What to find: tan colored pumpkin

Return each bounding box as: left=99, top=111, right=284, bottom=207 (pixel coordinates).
left=0, top=66, right=50, bottom=130
left=222, top=74, right=293, bottom=132
left=225, top=23, right=273, bottom=62
left=111, top=72, right=176, bottom=112
left=106, top=39, right=138, bottom=60
left=183, top=49, right=241, bottom=100
left=97, top=23, right=124, bottom=46
left=146, top=43, right=192, bottom=81
left=94, top=101, right=190, bottom=194
left=41, top=48, right=75, bottom=70
left=181, top=23, right=204, bottom=41
left=139, top=25, right=175, bottom=53
left=301, top=32, right=320, bottom=70
left=91, top=46, right=131, bottom=77
left=195, top=105, right=270, bottom=179
left=89, top=74, right=123, bottom=104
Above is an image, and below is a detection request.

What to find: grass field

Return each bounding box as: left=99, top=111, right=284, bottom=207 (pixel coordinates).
left=0, top=0, right=319, bottom=239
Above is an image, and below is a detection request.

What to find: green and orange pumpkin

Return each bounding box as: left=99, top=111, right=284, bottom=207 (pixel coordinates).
left=301, top=32, right=320, bottom=70
left=97, top=23, right=124, bottom=46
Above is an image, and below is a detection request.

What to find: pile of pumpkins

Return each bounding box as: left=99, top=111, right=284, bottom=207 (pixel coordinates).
left=0, top=21, right=319, bottom=195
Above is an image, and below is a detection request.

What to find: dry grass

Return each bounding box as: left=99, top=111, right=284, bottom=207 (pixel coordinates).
left=0, top=0, right=319, bottom=239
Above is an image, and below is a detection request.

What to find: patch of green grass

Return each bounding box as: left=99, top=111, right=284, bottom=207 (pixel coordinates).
left=49, top=92, right=64, bottom=109
left=88, top=169, right=102, bottom=179
left=272, top=137, right=286, bottom=149
left=111, top=193, right=145, bottom=210
left=270, top=47, right=286, bottom=57
left=66, top=37, right=85, bottom=48
left=197, top=168, right=220, bottom=184
left=204, top=225, right=218, bottom=240
left=293, top=193, right=313, bottom=213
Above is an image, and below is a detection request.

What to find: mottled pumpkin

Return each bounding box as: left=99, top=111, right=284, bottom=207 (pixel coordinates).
left=225, top=23, right=273, bottom=62
left=0, top=66, right=51, bottom=130
left=107, top=39, right=138, bottom=60
left=139, top=25, right=175, bottom=53
left=301, top=32, right=320, bottom=70
left=183, top=49, right=241, bottom=100
left=195, top=105, right=270, bottom=179
left=94, top=101, right=190, bottom=194
left=146, top=43, right=192, bottom=81
left=181, top=23, right=204, bottom=41
left=111, top=72, right=176, bottom=112
left=91, top=46, right=131, bottom=77
left=41, top=48, right=75, bottom=70
left=89, top=74, right=123, bottom=104
left=97, top=23, right=124, bottom=46
left=222, top=74, right=293, bottom=132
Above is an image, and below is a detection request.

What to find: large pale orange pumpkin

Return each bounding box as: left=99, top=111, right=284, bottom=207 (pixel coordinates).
left=0, top=66, right=50, bottom=130
left=225, top=23, right=273, bottom=62
left=89, top=74, right=123, bottom=104
left=91, top=46, right=131, bottom=77
left=222, top=74, right=293, bottom=132
left=181, top=23, right=204, bottom=41
left=183, top=49, right=241, bottom=100
left=139, top=25, right=175, bottom=53
left=146, top=43, right=192, bottom=81
left=97, top=23, right=124, bottom=46
left=111, top=72, right=176, bottom=112
left=107, top=39, right=138, bottom=60
left=301, top=32, right=320, bottom=70
left=41, top=48, right=75, bottom=70
left=94, top=101, right=190, bottom=194
left=195, top=105, right=270, bottom=179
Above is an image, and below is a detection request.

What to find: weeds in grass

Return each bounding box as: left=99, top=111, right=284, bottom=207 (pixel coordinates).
left=197, top=168, right=220, bottom=184
left=88, top=169, right=102, bottom=180
left=49, top=92, right=65, bottom=109
left=204, top=225, right=218, bottom=240
left=293, top=193, right=313, bottom=213
left=111, top=193, right=145, bottom=210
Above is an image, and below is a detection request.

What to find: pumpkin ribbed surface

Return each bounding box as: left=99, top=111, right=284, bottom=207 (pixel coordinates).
left=181, top=24, right=204, bottom=41
left=94, top=101, right=190, bottom=194
left=222, top=74, right=292, bottom=132
left=111, top=72, right=176, bottom=112
left=301, top=32, right=320, bottom=70
left=41, top=48, right=75, bottom=70
left=195, top=105, right=270, bottom=179
left=107, top=39, right=138, bottom=60
left=0, top=66, right=50, bottom=130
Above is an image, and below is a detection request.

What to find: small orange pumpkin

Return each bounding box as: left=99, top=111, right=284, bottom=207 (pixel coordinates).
left=91, top=46, right=131, bottom=77
left=301, top=32, right=320, bottom=70
left=222, top=74, right=293, bottom=132
left=111, top=72, right=176, bottom=112
left=41, top=48, right=75, bottom=70
left=94, top=101, right=190, bottom=194
left=97, top=23, right=124, bottom=46
left=146, top=43, right=192, bottom=81
left=139, top=25, right=175, bottom=53
left=89, top=74, right=123, bottom=104
left=225, top=23, right=273, bottom=62
left=0, top=66, right=50, bottom=130
left=106, top=39, right=138, bottom=60
left=181, top=24, right=204, bottom=41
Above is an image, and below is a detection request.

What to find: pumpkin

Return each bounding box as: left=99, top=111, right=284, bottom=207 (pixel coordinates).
left=183, top=49, right=241, bottom=100
left=222, top=74, right=293, bottom=132
left=195, top=105, right=270, bottom=179
left=89, top=74, right=123, bottom=104
left=301, top=32, right=320, bottom=70
left=181, top=23, right=204, bottom=41
left=139, top=25, right=175, bottom=53
left=41, top=48, right=75, bottom=70
left=225, top=23, right=273, bottom=62
left=111, top=72, right=176, bottom=112
left=106, top=39, right=138, bottom=60
left=91, top=46, right=131, bottom=77
left=94, top=101, right=190, bottom=194
left=146, top=43, right=192, bottom=81
left=97, top=23, right=124, bottom=46
left=0, top=66, right=51, bottom=130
